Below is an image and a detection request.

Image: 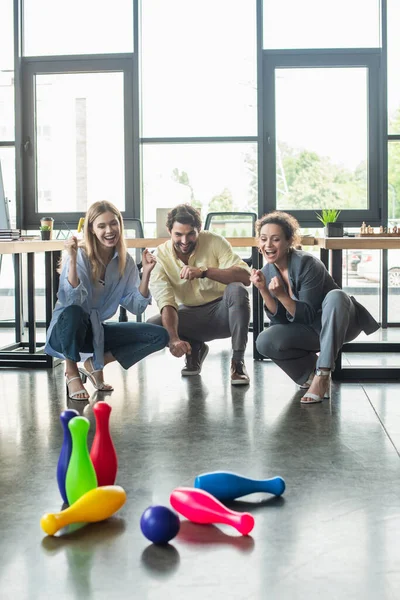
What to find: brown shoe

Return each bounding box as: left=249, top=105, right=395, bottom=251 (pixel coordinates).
left=231, top=360, right=250, bottom=386
left=181, top=343, right=209, bottom=376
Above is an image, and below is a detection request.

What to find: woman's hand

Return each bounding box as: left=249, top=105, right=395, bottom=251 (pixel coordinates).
left=141, top=249, right=157, bottom=275
left=64, top=236, right=79, bottom=260
left=250, top=269, right=267, bottom=291
left=268, top=275, right=287, bottom=299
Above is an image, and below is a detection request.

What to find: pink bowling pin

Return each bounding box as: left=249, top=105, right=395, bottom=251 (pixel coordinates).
left=170, top=487, right=254, bottom=535
left=90, top=402, right=118, bottom=486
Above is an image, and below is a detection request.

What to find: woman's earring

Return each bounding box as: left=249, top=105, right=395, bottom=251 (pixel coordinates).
left=258, top=248, right=263, bottom=255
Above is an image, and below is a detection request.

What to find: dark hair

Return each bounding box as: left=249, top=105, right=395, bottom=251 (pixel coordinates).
left=166, top=204, right=202, bottom=232
left=256, top=211, right=301, bottom=248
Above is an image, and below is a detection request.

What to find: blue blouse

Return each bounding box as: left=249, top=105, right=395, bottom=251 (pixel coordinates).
left=45, top=248, right=151, bottom=369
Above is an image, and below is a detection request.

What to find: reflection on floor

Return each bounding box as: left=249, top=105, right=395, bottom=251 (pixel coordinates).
left=0, top=336, right=400, bottom=599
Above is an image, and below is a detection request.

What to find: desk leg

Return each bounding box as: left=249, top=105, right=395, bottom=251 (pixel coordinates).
left=14, top=254, right=23, bottom=343
left=27, top=253, right=36, bottom=354
left=52, top=250, right=61, bottom=308
left=330, top=249, right=343, bottom=288
left=252, top=247, right=265, bottom=360
left=45, top=251, right=54, bottom=330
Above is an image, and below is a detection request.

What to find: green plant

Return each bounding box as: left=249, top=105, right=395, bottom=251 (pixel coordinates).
left=40, top=225, right=52, bottom=231
left=315, top=209, right=341, bottom=226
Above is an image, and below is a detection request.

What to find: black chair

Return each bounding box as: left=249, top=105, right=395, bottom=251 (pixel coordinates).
left=119, top=218, right=145, bottom=323
left=204, top=212, right=257, bottom=266
left=203, top=211, right=264, bottom=359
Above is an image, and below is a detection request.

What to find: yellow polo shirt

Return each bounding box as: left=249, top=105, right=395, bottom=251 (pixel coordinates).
left=150, top=230, right=250, bottom=311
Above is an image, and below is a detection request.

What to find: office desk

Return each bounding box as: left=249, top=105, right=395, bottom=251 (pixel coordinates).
left=0, top=236, right=316, bottom=368
left=315, top=236, right=400, bottom=381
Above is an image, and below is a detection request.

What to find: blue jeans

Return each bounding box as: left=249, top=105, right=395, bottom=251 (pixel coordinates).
left=49, top=305, right=169, bottom=369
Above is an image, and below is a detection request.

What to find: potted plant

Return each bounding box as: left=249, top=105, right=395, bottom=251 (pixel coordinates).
left=40, top=225, right=52, bottom=240
left=316, top=209, right=343, bottom=238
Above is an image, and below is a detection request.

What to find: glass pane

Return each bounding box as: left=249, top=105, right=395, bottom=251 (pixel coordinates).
left=275, top=68, right=368, bottom=211
left=388, top=250, right=400, bottom=323
left=388, top=0, right=400, bottom=134
left=0, top=0, right=14, bottom=141
left=388, top=142, right=400, bottom=223
left=263, top=0, right=380, bottom=49
left=141, top=0, right=257, bottom=137
left=141, top=143, right=257, bottom=236
left=36, top=73, right=125, bottom=213
left=354, top=249, right=381, bottom=322
left=0, top=148, right=16, bottom=228
left=24, top=0, right=133, bottom=56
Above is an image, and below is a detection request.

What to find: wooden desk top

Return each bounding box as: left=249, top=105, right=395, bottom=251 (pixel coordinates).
left=315, top=237, right=400, bottom=250
left=0, top=236, right=317, bottom=254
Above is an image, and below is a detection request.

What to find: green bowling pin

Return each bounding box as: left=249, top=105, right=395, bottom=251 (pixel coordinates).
left=65, top=416, right=97, bottom=506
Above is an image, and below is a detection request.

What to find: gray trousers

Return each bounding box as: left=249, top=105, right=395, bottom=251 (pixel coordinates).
left=255, top=289, right=362, bottom=385
left=148, top=283, right=250, bottom=360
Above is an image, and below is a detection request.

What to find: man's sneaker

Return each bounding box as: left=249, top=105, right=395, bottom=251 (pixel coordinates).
left=231, top=360, right=250, bottom=385
left=181, top=343, right=209, bottom=376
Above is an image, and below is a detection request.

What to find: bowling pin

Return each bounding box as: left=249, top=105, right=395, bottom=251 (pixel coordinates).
left=90, top=402, right=118, bottom=486
left=41, top=485, right=126, bottom=536
left=57, top=409, right=79, bottom=504
left=65, top=416, right=97, bottom=506
left=170, top=487, right=254, bottom=535
left=194, top=471, right=285, bottom=501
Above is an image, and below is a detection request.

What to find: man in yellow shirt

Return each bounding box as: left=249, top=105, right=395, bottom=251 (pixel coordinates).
left=148, top=204, right=251, bottom=385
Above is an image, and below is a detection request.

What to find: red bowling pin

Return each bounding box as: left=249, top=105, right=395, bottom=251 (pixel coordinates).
left=170, top=487, right=254, bottom=535
left=90, top=402, right=118, bottom=486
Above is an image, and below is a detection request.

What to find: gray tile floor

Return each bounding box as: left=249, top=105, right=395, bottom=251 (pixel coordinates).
left=0, top=336, right=400, bottom=599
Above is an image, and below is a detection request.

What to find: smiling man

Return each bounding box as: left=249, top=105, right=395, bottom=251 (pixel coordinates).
left=148, top=204, right=251, bottom=385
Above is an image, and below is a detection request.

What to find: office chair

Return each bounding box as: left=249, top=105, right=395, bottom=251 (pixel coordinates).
left=204, top=212, right=256, bottom=266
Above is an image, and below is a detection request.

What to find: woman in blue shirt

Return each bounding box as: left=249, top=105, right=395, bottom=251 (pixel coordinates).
left=45, top=201, right=169, bottom=401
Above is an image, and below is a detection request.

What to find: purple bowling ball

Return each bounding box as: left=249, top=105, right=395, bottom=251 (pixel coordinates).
left=140, top=505, right=180, bottom=544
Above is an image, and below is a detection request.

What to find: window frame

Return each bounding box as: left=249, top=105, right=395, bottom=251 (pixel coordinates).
left=262, top=48, right=383, bottom=226
left=20, top=54, right=138, bottom=229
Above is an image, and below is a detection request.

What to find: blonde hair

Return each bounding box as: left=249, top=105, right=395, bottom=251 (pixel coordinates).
left=80, top=201, right=127, bottom=282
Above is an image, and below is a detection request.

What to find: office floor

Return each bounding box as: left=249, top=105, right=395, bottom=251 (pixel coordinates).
left=0, top=337, right=400, bottom=600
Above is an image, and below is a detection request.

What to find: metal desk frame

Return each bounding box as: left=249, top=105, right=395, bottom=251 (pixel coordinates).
left=317, top=237, right=400, bottom=381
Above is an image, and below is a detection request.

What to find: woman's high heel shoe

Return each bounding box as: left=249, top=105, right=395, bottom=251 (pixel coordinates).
left=66, top=374, right=90, bottom=401
left=78, top=358, right=114, bottom=392
left=300, top=369, right=331, bottom=404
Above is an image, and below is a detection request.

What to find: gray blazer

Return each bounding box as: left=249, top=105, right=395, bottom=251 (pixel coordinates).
left=261, top=249, right=379, bottom=335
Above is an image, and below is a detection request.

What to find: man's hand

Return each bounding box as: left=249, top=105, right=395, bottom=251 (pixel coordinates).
left=268, top=275, right=286, bottom=299
left=169, top=339, right=192, bottom=358
left=141, top=249, right=157, bottom=275
left=180, top=266, right=202, bottom=280
left=250, top=268, right=267, bottom=291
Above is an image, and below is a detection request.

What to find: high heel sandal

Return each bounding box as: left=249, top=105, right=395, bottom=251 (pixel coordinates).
left=300, top=369, right=331, bottom=404
left=66, top=374, right=90, bottom=401
left=78, top=358, right=114, bottom=392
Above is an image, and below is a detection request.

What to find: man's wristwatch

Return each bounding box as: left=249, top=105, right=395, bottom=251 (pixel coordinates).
left=199, top=266, right=208, bottom=278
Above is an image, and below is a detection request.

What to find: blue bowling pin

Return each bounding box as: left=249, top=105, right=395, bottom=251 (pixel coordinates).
left=194, top=471, right=286, bottom=501
left=57, top=409, right=79, bottom=504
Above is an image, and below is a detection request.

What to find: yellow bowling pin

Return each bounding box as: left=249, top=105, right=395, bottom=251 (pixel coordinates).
left=41, top=485, right=126, bottom=536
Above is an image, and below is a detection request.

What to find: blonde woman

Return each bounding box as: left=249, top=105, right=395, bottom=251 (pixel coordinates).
left=45, top=201, right=169, bottom=401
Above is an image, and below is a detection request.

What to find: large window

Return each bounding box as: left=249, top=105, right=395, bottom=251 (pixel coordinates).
left=263, top=0, right=381, bottom=49
left=140, top=0, right=257, bottom=230
left=23, top=0, right=133, bottom=56
left=35, top=72, right=125, bottom=214
left=387, top=0, right=400, bottom=136
left=275, top=67, right=368, bottom=211
left=142, top=143, right=257, bottom=236
left=262, top=51, right=380, bottom=224
left=0, top=0, right=15, bottom=223
left=22, top=57, right=134, bottom=226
